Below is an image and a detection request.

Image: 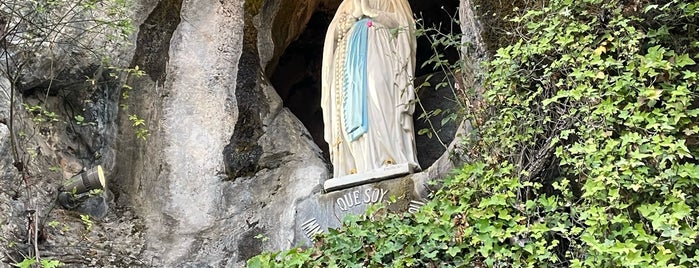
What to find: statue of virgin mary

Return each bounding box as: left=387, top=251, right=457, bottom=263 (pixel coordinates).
left=321, top=0, right=420, bottom=178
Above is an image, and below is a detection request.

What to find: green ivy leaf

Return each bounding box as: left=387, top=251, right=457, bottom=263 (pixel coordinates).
left=674, top=53, right=696, bottom=67
left=13, top=258, right=36, bottom=268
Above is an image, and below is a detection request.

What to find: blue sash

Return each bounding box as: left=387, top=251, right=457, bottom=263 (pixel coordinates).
left=343, top=19, right=370, bottom=141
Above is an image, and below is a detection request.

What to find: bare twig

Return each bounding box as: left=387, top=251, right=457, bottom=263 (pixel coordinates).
left=33, top=209, right=40, bottom=263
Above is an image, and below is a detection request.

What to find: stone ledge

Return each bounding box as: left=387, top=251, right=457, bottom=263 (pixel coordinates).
left=323, top=163, right=418, bottom=192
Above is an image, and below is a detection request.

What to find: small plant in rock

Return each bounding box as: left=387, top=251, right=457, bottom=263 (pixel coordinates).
left=254, top=234, right=270, bottom=242
left=22, top=104, right=60, bottom=124
left=109, top=65, right=150, bottom=140
left=73, top=114, right=95, bottom=126
left=47, top=166, right=61, bottom=172
left=80, top=214, right=93, bottom=234
left=47, top=220, right=60, bottom=229
left=13, top=257, right=64, bottom=268
left=128, top=114, right=149, bottom=140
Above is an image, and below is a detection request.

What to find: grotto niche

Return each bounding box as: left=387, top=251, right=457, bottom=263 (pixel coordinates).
left=269, top=0, right=462, bottom=172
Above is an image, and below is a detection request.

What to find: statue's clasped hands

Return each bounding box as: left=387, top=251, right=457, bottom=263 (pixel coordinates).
left=352, top=0, right=380, bottom=19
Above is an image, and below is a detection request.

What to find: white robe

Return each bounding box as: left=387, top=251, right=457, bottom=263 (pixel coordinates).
left=321, top=0, right=419, bottom=178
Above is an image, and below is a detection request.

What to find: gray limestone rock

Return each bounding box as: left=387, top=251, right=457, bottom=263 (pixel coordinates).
left=1, top=0, right=485, bottom=267
left=0, top=122, right=25, bottom=266
left=0, top=77, right=9, bottom=124
left=113, top=0, right=328, bottom=266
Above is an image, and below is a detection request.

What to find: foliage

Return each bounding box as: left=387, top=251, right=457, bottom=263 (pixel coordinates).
left=473, top=0, right=699, bottom=265
left=1, top=0, right=136, bottom=158
left=39, top=259, right=63, bottom=268
left=12, top=258, right=35, bottom=268
left=0, top=0, right=134, bottom=61
left=1, top=0, right=137, bottom=266
left=23, top=104, right=59, bottom=124
left=13, top=257, right=64, bottom=268
left=1, top=0, right=134, bottom=92
left=109, top=65, right=150, bottom=140
left=255, top=234, right=271, bottom=242
left=250, top=0, right=698, bottom=266
left=80, top=214, right=93, bottom=233
left=472, top=0, right=544, bottom=54
left=413, top=14, right=469, bottom=146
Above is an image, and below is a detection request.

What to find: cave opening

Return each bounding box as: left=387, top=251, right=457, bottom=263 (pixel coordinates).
left=269, top=0, right=462, bottom=169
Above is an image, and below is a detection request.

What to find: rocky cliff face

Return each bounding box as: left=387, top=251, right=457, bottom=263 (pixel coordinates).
left=113, top=0, right=331, bottom=266
left=0, top=0, right=483, bottom=267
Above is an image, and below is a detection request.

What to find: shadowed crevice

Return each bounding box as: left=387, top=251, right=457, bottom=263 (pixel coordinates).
left=222, top=9, right=266, bottom=180
left=131, top=0, right=183, bottom=83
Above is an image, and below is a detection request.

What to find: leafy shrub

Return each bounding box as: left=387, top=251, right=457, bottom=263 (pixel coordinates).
left=249, top=0, right=699, bottom=266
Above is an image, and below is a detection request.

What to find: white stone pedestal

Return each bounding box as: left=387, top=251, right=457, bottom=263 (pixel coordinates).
left=323, top=163, right=419, bottom=192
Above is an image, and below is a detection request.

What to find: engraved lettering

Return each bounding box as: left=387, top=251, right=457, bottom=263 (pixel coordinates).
left=408, top=200, right=426, bottom=214
left=371, top=189, right=379, bottom=203
left=344, top=194, right=354, bottom=208
left=337, top=197, right=348, bottom=211
left=334, top=187, right=389, bottom=212
left=364, top=189, right=372, bottom=203
left=301, top=218, right=322, bottom=239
